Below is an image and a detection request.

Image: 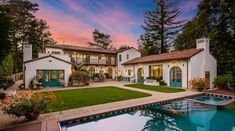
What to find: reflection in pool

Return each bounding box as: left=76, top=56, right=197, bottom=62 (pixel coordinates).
left=61, top=100, right=235, bottom=131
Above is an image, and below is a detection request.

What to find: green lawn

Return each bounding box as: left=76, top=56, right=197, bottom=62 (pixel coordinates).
left=44, top=86, right=151, bottom=113
left=125, top=84, right=185, bottom=93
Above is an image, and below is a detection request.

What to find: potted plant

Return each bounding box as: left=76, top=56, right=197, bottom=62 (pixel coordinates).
left=214, top=75, right=232, bottom=89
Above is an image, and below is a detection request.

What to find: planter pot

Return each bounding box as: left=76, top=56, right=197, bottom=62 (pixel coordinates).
left=25, top=113, right=40, bottom=120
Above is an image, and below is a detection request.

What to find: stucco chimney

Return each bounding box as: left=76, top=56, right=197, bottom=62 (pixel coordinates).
left=196, top=38, right=210, bottom=52
left=23, top=44, right=32, bottom=62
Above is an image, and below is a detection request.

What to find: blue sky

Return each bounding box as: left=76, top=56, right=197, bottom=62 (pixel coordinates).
left=32, top=0, right=200, bottom=48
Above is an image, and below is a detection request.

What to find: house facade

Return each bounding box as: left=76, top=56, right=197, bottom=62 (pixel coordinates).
left=121, top=38, right=217, bottom=88
left=23, top=38, right=217, bottom=89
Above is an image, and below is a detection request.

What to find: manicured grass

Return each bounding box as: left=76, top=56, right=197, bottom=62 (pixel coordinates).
left=125, top=84, right=185, bottom=93
left=44, top=86, right=151, bottom=113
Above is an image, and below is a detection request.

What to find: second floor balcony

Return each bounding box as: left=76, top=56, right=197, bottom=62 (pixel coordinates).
left=75, top=58, right=116, bottom=65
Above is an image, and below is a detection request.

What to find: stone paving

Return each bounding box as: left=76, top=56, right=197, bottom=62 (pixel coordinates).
left=0, top=81, right=201, bottom=131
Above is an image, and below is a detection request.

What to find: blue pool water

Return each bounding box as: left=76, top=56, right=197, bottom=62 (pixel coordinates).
left=61, top=100, right=235, bottom=131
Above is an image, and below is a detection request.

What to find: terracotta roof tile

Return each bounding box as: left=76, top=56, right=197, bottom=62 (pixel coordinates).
left=122, top=48, right=204, bottom=65
left=46, top=45, right=118, bottom=54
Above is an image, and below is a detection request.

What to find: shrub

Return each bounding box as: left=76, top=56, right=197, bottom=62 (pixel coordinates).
left=70, top=71, right=90, bottom=86
left=117, top=75, right=122, bottom=81
left=189, top=78, right=209, bottom=91
left=146, top=76, right=162, bottom=82
left=214, top=75, right=233, bottom=89
left=1, top=91, right=55, bottom=120
left=159, top=80, right=167, bottom=86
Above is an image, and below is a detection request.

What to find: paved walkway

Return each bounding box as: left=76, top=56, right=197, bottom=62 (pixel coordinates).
left=0, top=81, right=201, bottom=131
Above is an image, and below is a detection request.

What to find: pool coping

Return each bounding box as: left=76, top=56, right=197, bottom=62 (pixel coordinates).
left=58, top=92, right=235, bottom=130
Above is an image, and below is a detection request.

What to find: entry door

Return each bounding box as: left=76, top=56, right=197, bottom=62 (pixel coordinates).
left=170, top=67, right=182, bottom=87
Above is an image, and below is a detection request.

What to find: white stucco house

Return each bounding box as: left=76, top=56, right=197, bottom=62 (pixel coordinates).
left=23, top=38, right=216, bottom=89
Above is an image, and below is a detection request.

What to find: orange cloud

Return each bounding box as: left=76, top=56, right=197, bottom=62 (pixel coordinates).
left=35, top=1, right=139, bottom=48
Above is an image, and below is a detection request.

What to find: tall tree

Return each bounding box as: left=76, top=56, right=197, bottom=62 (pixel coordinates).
left=88, top=29, right=112, bottom=49
left=1, top=0, right=56, bottom=73
left=140, top=0, right=185, bottom=54
left=27, top=19, right=56, bottom=58
left=138, top=33, right=159, bottom=56
left=0, top=4, right=11, bottom=61
left=174, top=0, right=235, bottom=76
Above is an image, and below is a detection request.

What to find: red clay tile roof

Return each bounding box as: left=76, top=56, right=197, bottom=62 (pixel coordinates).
left=46, top=44, right=119, bottom=54
left=122, top=48, right=204, bottom=65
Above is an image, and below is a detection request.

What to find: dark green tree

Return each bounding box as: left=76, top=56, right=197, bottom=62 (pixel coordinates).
left=138, top=33, right=159, bottom=56
left=27, top=19, right=56, bottom=58
left=118, top=45, right=131, bottom=50
left=0, top=4, right=11, bottom=61
left=174, top=0, right=235, bottom=76
left=140, top=0, right=185, bottom=54
left=88, top=29, right=112, bottom=49
left=1, top=0, right=56, bottom=73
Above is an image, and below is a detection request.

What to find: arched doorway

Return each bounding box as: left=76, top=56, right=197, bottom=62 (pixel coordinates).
left=107, top=67, right=113, bottom=79
left=170, top=66, right=182, bottom=87
left=137, top=68, right=144, bottom=83
left=88, top=67, right=95, bottom=78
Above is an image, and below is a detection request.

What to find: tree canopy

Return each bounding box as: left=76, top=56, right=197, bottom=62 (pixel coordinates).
left=139, top=0, right=185, bottom=55
left=0, top=0, right=56, bottom=74
left=174, top=0, right=235, bottom=76
left=88, top=29, right=112, bottom=49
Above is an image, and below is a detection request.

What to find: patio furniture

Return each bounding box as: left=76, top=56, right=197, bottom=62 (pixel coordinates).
left=144, top=79, right=160, bottom=86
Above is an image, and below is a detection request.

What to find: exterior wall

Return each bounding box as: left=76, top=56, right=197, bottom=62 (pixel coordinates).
left=122, top=60, right=188, bottom=88
left=45, top=47, right=64, bottom=54
left=117, top=48, right=141, bottom=77
left=24, top=57, right=72, bottom=88
left=85, top=65, right=116, bottom=79
left=189, top=50, right=217, bottom=88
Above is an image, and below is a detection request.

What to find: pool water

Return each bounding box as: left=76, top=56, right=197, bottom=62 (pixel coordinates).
left=61, top=100, right=235, bottom=131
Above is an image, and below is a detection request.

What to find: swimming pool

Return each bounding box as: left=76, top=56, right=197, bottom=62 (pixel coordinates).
left=60, top=97, right=235, bottom=131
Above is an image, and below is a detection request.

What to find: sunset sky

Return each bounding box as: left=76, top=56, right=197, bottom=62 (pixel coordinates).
left=31, top=0, right=200, bottom=48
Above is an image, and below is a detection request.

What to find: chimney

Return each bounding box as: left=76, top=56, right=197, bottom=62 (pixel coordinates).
left=23, top=44, right=32, bottom=62
left=196, top=38, right=210, bottom=52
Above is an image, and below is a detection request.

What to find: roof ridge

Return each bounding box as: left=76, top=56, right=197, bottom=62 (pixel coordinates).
left=123, top=48, right=204, bottom=65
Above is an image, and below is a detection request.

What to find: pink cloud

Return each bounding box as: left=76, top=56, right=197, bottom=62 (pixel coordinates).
left=35, top=1, right=139, bottom=48
left=181, top=1, right=198, bottom=12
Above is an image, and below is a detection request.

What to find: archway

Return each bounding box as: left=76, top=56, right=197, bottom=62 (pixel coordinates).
left=88, top=67, right=95, bottom=78
left=107, top=67, right=113, bottom=79
left=170, top=66, right=182, bottom=87
left=137, top=68, right=144, bottom=83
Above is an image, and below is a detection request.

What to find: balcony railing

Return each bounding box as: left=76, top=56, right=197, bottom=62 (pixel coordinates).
left=75, top=58, right=116, bottom=65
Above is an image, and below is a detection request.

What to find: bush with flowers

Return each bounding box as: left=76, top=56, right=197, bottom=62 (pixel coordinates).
left=189, top=78, right=209, bottom=91
left=1, top=91, right=56, bottom=120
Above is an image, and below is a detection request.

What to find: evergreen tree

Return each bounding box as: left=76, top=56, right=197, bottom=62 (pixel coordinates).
left=140, top=0, right=185, bottom=54
left=0, top=5, right=11, bottom=61
left=1, top=0, right=56, bottom=73
left=88, top=29, right=112, bottom=49
left=138, top=33, right=159, bottom=56
left=174, top=0, right=235, bottom=76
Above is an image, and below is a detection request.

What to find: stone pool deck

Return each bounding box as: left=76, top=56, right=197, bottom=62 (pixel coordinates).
left=0, top=81, right=202, bottom=131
